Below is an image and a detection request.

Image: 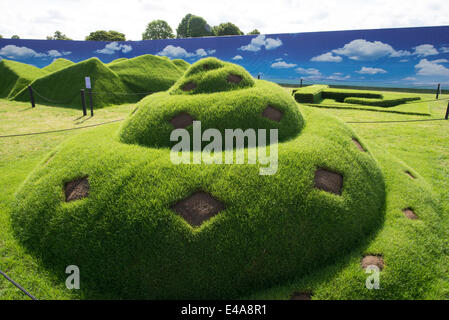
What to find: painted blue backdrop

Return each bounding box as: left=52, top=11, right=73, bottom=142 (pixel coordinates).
left=1, top=26, right=449, bottom=88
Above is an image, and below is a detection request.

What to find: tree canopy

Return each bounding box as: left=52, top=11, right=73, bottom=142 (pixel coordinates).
left=85, top=30, right=126, bottom=41
left=47, top=31, right=72, bottom=40
left=176, top=14, right=193, bottom=38
left=213, top=22, right=243, bottom=36
left=247, top=29, right=261, bottom=35
left=186, top=15, right=213, bottom=38
left=11, top=35, right=20, bottom=39
left=142, top=20, right=174, bottom=40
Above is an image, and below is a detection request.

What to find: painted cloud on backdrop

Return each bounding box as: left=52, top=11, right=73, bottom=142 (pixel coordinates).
left=239, top=34, right=282, bottom=52
left=157, top=45, right=215, bottom=59
left=96, top=42, right=132, bottom=54
left=0, top=44, right=71, bottom=59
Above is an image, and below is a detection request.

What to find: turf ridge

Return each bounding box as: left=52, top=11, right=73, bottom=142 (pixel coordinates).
left=12, top=58, right=389, bottom=299
left=0, top=59, right=48, bottom=99
left=293, top=85, right=429, bottom=115
left=9, top=55, right=189, bottom=109
left=42, top=58, right=75, bottom=73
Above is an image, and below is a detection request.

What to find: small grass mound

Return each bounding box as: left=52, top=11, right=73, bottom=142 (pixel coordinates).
left=0, top=59, right=48, bottom=99
left=12, top=58, right=387, bottom=299
left=42, top=58, right=75, bottom=73
left=168, top=57, right=255, bottom=95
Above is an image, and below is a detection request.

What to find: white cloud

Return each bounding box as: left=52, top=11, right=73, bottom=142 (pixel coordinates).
left=232, top=55, right=243, bottom=60
left=271, top=60, right=297, bottom=68
left=96, top=42, right=132, bottom=54
left=403, top=77, right=417, bottom=81
left=432, top=59, right=448, bottom=63
left=326, top=73, right=350, bottom=80
left=239, top=34, right=282, bottom=52
left=47, top=49, right=71, bottom=57
left=157, top=45, right=214, bottom=58
left=310, top=52, right=342, bottom=62
left=0, top=44, right=46, bottom=59
left=441, top=47, right=449, bottom=53
left=332, top=39, right=410, bottom=61
left=415, top=58, right=449, bottom=76
left=400, top=59, right=408, bottom=62
left=0, top=45, right=71, bottom=60
left=264, top=37, right=283, bottom=50
left=412, top=44, right=438, bottom=57
left=356, top=67, right=387, bottom=74
left=295, top=67, right=321, bottom=76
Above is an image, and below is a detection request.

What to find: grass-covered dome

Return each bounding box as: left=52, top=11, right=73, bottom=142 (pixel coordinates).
left=11, top=58, right=386, bottom=299
left=119, top=57, right=304, bottom=148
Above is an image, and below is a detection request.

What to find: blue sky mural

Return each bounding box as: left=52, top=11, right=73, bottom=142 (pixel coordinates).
left=1, top=25, right=449, bottom=88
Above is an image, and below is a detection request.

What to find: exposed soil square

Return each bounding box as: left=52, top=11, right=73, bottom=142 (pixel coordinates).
left=403, top=208, right=418, bottom=219
left=262, top=105, right=283, bottom=122
left=65, top=177, right=89, bottom=202
left=171, top=191, right=225, bottom=227
left=182, top=82, right=196, bottom=91
left=170, top=112, right=194, bottom=129
left=314, top=168, right=343, bottom=195
left=227, top=74, right=242, bottom=84
left=361, top=255, right=384, bottom=271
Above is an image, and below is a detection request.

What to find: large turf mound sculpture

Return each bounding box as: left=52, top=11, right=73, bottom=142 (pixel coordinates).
left=12, top=58, right=386, bottom=299
left=10, top=55, right=188, bottom=109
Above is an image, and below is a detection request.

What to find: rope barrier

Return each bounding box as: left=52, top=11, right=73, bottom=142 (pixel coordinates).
left=0, top=119, right=124, bottom=138
left=347, top=118, right=446, bottom=124
left=0, top=269, right=38, bottom=300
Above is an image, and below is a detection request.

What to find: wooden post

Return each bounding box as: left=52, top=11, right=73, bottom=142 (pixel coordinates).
left=445, top=100, right=449, bottom=120
left=89, top=88, right=93, bottom=116
left=300, top=79, right=303, bottom=88
left=28, top=86, right=35, bottom=108
left=257, top=74, right=260, bottom=80
left=436, top=83, right=440, bottom=100
left=81, top=89, right=87, bottom=116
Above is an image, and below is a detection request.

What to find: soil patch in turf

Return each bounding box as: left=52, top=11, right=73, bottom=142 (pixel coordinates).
left=65, top=177, right=89, bottom=202
left=314, top=168, right=343, bottom=195
left=403, top=208, right=418, bottom=220
left=262, top=105, right=283, bottom=122
left=290, top=291, right=312, bottom=300
left=171, top=191, right=225, bottom=227
left=405, top=171, right=415, bottom=179
left=352, top=138, right=366, bottom=152
left=182, top=82, right=196, bottom=91
left=361, top=255, right=384, bottom=271
left=227, top=74, right=242, bottom=84
left=170, top=112, right=194, bottom=129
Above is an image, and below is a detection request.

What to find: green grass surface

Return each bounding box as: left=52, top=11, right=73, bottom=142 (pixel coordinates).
left=108, top=54, right=186, bottom=95
left=106, top=58, right=128, bottom=65
left=293, top=86, right=429, bottom=115
left=169, top=58, right=255, bottom=95
left=1, top=66, right=448, bottom=299
left=292, top=85, right=328, bottom=103
left=9, top=55, right=188, bottom=109
left=42, top=58, right=75, bottom=73
left=0, top=60, right=48, bottom=99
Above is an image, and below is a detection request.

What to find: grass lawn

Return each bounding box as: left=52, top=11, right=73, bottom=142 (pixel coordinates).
left=0, top=88, right=448, bottom=299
